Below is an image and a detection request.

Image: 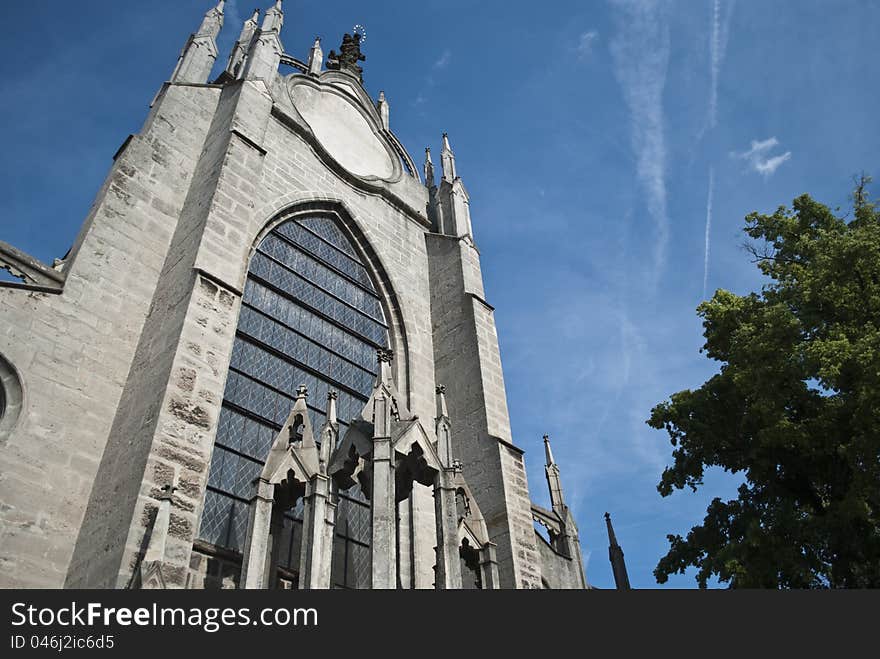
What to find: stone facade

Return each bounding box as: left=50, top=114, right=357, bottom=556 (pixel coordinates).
left=0, top=1, right=587, bottom=590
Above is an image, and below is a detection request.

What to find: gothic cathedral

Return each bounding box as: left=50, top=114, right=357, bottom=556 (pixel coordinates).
left=0, top=1, right=590, bottom=590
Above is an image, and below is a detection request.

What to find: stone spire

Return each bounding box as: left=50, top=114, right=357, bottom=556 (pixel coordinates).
left=605, top=512, right=631, bottom=590
left=292, top=384, right=316, bottom=449
left=326, top=390, right=338, bottom=426
left=536, top=435, right=588, bottom=588
left=435, top=385, right=453, bottom=468
left=200, top=1, right=226, bottom=35
left=436, top=384, right=449, bottom=419
left=377, top=91, right=390, bottom=130
left=242, top=1, right=285, bottom=82
left=543, top=435, right=566, bottom=512
left=424, top=148, right=435, bottom=188
left=544, top=434, right=555, bottom=466
left=432, top=132, right=474, bottom=239
left=307, top=36, right=323, bottom=76
left=226, top=9, right=260, bottom=79
left=376, top=348, right=394, bottom=388
left=440, top=133, right=456, bottom=183
left=262, top=0, right=284, bottom=32
left=319, top=391, right=338, bottom=468
left=170, top=1, right=225, bottom=84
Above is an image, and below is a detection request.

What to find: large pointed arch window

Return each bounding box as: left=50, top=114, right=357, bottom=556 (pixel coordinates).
left=197, top=214, right=388, bottom=588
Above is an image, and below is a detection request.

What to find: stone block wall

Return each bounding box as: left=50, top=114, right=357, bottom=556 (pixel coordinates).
left=1, top=64, right=553, bottom=589
left=427, top=235, right=541, bottom=588
left=61, top=72, right=449, bottom=588
left=0, top=83, right=221, bottom=588
left=534, top=532, right=586, bottom=589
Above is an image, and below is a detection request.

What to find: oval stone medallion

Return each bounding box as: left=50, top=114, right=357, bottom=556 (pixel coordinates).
left=289, top=83, right=394, bottom=180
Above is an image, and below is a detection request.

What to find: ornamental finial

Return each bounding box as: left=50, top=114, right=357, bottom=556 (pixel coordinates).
left=327, top=31, right=367, bottom=82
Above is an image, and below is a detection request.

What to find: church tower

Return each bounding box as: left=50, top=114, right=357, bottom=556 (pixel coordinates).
left=0, top=2, right=587, bottom=590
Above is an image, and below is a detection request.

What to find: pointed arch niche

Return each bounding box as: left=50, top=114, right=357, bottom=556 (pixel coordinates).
left=0, top=353, right=23, bottom=443
left=195, top=203, right=407, bottom=589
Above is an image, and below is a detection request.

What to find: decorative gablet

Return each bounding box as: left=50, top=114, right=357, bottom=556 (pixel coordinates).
left=307, top=37, right=323, bottom=76
left=241, top=1, right=285, bottom=81
left=170, top=0, right=225, bottom=84
left=426, top=132, right=474, bottom=240
left=327, top=31, right=367, bottom=81
left=226, top=9, right=260, bottom=78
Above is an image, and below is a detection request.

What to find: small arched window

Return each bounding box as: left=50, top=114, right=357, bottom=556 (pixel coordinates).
left=459, top=538, right=483, bottom=590
left=0, top=353, right=23, bottom=443
left=198, top=213, right=388, bottom=589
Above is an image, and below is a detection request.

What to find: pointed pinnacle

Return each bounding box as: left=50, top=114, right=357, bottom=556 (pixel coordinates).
left=327, top=391, right=338, bottom=425
left=435, top=385, right=449, bottom=419
left=605, top=512, right=619, bottom=546
left=543, top=434, right=555, bottom=467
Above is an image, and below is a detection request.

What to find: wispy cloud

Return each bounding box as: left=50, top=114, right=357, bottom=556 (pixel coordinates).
left=610, top=0, right=671, bottom=285
left=433, top=49, right=451, bottom=70
left=412, top=50, right=452, bottom=109
left=576, top=30, right=599, bottom=60
left=707, top=0, right=735, bottom=130
left=702, top=166, right=715, bottom=299
left=503, top=260, right=671, bottom=500
left=754, top=152, right=791, bottom=177
left=732, top=137, right=792, bottom=178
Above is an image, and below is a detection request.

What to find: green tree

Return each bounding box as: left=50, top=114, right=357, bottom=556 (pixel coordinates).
left=649, top=178, right=880, bottom=588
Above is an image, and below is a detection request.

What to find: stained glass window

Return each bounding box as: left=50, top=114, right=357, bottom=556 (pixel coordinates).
left=198, top=215, right=386, bottom=589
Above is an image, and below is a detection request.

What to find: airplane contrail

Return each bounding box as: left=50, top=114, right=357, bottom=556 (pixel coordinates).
left=702, top=166, right=715, bottom=299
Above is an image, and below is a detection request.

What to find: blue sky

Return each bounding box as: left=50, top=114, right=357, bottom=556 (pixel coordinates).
left=1, top=1, right=878, bottom=588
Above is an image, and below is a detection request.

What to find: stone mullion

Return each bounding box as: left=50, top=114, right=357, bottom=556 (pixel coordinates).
left=240, top=478, right=275, bottom=589
left=298, top=474, right=333, bottom=589
left=370, top=390, right=397, bottom=589
left=433, top=470, right=463, bottom=589
left=479, top=543, right=501, bottom=590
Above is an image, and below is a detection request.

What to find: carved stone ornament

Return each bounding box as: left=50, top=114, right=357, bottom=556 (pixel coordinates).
left=327, top=32, right=366, bottom=81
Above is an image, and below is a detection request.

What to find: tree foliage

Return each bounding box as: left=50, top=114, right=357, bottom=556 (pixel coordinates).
left=649, top=178, right=880, bottom=588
